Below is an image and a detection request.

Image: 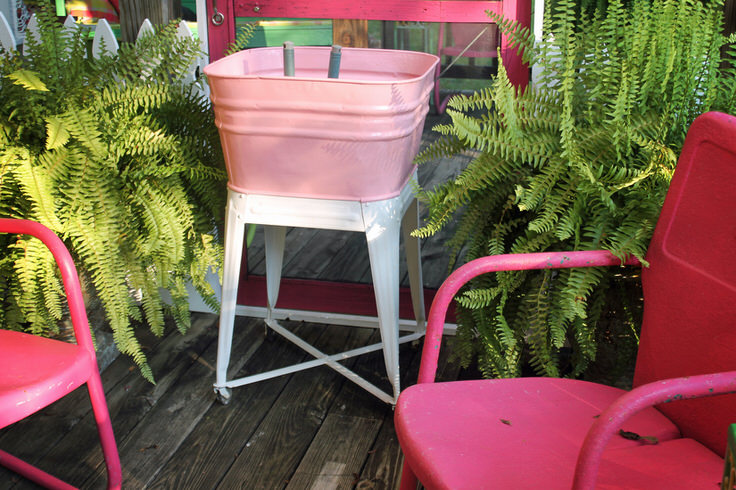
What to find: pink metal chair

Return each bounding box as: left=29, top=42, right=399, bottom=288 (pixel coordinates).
left=394, top=111, right=736, bottom=489
left=0, top=219, right=121, bottom=489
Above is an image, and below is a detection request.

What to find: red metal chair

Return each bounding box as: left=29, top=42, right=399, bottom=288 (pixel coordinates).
left=0, top=219, right=121, bottom=489
left=395, top=111, right=736, bottom=489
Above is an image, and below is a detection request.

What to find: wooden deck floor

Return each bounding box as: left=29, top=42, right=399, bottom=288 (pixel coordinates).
left=0, top=313, right=461, bottom=489
left=0, top=112, right=471, bottom=489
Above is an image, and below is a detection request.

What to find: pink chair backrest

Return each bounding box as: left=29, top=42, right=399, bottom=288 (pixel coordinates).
left=0, top=218, right=95, bottom=355
left=633, top=111, right=736, bottom=455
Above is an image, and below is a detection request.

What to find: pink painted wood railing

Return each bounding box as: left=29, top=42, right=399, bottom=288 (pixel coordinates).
left=205, top=0, right=531, bottom=88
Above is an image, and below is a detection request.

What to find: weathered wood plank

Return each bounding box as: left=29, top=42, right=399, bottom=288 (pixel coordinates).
left=248, top=226, right=318, bottom=277
left=119, top=0, right=181, bottom=42
left=303, top=332, right=422, bottom=490
left=356, top=337, right=462, bottom=489
left=3, top=314, right=223, bottom=489
left=83, top=315, right=261, bottom=488
left=320, top=331, right=390, bottom=420
left=146, top=321, right=323, bottom=488
left=354, top=412, right=404, bottom=490
left=286, top=414, right=381, bottom=489
left=353, top=344, right=425, bottom=490
left=317, top=231, right=371, bottom=284
left=290, top=332, right=422, bottom=489
left=329, top=330, right=422, bottom=421
left=281, top=229, right=355, bottom=280
left=217, top=324, right=374, bottom=488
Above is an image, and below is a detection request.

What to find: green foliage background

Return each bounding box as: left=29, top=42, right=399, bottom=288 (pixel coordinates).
left=415, top=0, right=736, bottom=380
left=0, top=6, right=227, bottom=381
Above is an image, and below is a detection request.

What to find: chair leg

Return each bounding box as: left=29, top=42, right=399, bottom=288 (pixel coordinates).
left=214, top=191, right=246, bottom=404
left=86, top=372, right=122, bottom=490
left=0, top=373, right=121, bottom=490
left=401, top=198, right=426, bottom=332
left=399, top=459, right=419, bottom=490
left=363, top=200, right=402, bottom=402
left=0, top=449, right=76, bottom=490
left=264, top=225, right=286, bottom=324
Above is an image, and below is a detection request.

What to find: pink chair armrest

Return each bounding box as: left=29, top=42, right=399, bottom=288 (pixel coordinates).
left=418, top=250, right=640, bottom=384
left=573, top=370, right=736, bottom=489
left=0, top=219, right=95, bottom=355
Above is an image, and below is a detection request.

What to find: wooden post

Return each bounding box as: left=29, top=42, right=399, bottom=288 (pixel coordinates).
left=501, top=0, right=531, bottom=91
left=119, top=0, right=182, bottom=43
left=332, top=19, right=368, bottom=48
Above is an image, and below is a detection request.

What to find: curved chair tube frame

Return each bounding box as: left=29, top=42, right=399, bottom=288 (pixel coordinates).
left=572, top=371, right=736, bottom=489
left=398, top=250, right=638, bottom=490
left=0, top=219, right=122, bottom=490
left=417, top=250, right=640, bottom=384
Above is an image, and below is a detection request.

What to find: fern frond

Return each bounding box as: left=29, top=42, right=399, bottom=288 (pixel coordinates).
left=414, top=0, right=735, bottom=379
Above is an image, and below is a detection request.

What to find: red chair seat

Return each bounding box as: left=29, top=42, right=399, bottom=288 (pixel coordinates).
left=396, top=377, right=686, bottom=489
left=0, top=330, right=95, bottom=428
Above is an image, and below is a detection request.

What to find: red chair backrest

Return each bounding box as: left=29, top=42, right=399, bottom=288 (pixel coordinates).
left=633, top=111, right=736, bottom=455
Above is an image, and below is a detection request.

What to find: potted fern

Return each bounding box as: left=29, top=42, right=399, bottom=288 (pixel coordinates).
left=416, top=0, right=736, bottom=381
left=0, top=5, right=226, bottom=381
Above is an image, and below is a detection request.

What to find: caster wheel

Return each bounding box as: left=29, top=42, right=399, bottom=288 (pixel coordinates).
left=214, top=387, right=232, bottom=405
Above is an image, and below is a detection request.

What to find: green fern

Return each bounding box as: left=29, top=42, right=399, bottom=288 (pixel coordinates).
left=0, top=5, right=250, bottom=381
left=418, top=0, right=736, bottom=378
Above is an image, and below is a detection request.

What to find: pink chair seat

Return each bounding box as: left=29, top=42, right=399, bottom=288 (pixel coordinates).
left=0, top=330, right=95, bottom=428
left=396, top=377, right=690, bottom=489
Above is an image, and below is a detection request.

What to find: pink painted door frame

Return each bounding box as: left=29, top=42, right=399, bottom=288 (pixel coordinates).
left=204, top=0, right=530, bottom=318
left=205, top=0, right=531, bottom=86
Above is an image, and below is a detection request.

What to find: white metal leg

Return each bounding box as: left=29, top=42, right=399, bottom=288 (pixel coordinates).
left=214, top=191, right=247, bottom=404
left=264, top=225, right=286, bottom=321
left=362, top=198, right=403, bottom=401
left=402, top=198, right=426, bottom=333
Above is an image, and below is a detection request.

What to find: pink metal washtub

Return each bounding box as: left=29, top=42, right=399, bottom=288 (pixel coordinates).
left=204, top=46, right=438, bottom=201
left=205, top=46, right=439, bottom=406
